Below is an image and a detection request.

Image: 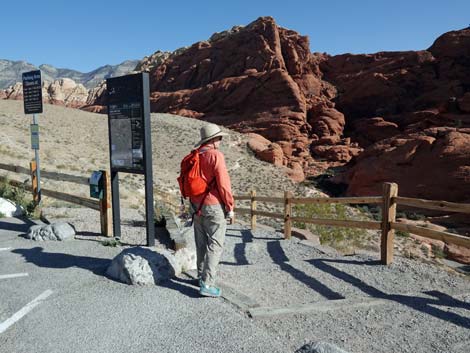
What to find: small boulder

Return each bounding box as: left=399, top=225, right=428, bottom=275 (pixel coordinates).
left=26, top=222, right=75, bottom=241
left=444, top=243, right=470, bottom=265
left=295, top=342, right=350, bottom=353
left=106, top=247, right=182, bottom=285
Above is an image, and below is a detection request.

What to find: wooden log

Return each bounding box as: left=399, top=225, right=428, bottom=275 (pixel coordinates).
left=289, top=217, right=382, bottom=230
left=381, top=183, right=398, bottom=265
left=284, top=191, right=293, bottom=239
left=394, top=196, right=470, bottom=214
left=290, top=196, right=383, bottom=205
left=99, top=170, right=112, bottom=237
left=250, top=190, right=257, bottom=230
left=391, top=222, right=470, bottom=248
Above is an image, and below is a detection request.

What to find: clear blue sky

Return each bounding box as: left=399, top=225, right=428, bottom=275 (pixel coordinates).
left=2, top=0, right=469, bottom=73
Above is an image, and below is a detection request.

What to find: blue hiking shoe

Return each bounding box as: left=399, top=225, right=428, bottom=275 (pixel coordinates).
left=199, top=281, right=222, bottom=297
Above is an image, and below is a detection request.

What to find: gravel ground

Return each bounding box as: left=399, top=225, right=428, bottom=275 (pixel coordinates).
left=42, top=206, right=470, bottom=353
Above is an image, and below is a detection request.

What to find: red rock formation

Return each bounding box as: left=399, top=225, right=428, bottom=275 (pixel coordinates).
left=143, top=17, right=353, bottom=180
left=3, top=19, right=468, bottom=202
left=340, top=127, right=470, bottom=202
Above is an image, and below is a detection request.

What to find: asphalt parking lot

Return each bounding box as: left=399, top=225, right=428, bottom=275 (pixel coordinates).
left=0, top=217, right=289, bottom=353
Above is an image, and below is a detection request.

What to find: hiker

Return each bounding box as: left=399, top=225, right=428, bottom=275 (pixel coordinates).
left=190, top=124, right=234, bottom=297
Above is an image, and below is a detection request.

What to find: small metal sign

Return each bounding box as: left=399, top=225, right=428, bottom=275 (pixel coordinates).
left=30, top=124, right=39, bottom=149
left=22, top=70, right=43, bottom=115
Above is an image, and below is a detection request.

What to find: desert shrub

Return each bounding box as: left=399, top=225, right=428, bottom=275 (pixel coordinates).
left=101, top=239, right=121, bottom=247
left=293, top=203, right=365, bottom=251
left=0, top=177, right=37, bottom=216
left=407, top=212, right=426, bottom=221
left=432, top=244, right=446, bottom=259
left=396, top=230, right=410, bottom=238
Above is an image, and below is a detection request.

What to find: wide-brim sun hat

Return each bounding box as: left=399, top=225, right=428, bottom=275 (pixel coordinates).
left=195, top=124, right=229, bottom=147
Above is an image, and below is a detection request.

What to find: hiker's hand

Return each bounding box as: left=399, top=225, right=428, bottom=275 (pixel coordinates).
left=227, top=210, right=235, bottom=225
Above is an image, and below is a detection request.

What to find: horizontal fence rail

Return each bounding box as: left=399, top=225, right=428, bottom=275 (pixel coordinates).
left=394, top=196, right=470, bottom=214
left=233, top=183, right=470, bottom=265
left=0, top=163, right=110, bottom=237
left=2, top=162, right=470, bottom=265
left=391, top=222, right=470, bottom=248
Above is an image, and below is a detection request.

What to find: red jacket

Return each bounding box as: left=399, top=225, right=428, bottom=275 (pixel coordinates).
left=190, top=145, right=234, bottom=212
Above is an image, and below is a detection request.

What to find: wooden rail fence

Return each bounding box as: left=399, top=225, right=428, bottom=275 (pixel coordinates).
left=234, top=182, right=470, bottom=265
left=2, top=161, right=469, bottom=265
left=0, top=162, right=112, bottom=237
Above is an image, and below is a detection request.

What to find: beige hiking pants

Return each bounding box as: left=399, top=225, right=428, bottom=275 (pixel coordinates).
left=192, top=204, right=226, bottom=286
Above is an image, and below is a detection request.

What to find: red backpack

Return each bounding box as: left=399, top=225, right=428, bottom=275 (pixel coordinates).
left=177, top=148, right=208, bottom=198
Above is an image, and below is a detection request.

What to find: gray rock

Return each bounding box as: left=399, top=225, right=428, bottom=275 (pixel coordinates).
left=26, top=222, right=75, bottom=241
left=295, top=342, right=350, bottom=353
left=106, top=247, right=182, bottom=285
left=51, top=222, right=75, bottom=240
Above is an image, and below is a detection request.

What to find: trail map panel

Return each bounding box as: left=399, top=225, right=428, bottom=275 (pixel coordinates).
left=22, top=70, right=43, bottom=115
left=107, top=74, right=146, bottom=173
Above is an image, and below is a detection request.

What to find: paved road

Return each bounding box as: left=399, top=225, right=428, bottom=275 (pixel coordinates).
left=0, top=217, right=287, bottom=353
left=1, top=215, right=469, bottom=353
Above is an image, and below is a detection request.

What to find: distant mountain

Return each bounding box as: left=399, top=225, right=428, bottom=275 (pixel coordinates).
left=0, top=59, right=139, bottom=89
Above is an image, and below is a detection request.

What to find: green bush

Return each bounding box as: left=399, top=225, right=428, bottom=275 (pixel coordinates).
left=0, top=177, right=37, bottom=217
left=432, top=244, right=446, bottom=259
left=293, top=202, right=365, bottom=251
left=396, top=230, right=410, bottom=238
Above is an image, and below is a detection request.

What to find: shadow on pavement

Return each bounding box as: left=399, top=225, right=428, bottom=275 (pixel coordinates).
left=309, top=258, right=470, bottom=330
left=12, top=246, right=110, bottom=276
left=0, top=216, right=37, bottom=234
left=267, top=241, right=345, bottom=300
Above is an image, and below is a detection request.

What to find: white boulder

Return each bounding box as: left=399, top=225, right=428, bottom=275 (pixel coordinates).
left=0, top=197, right=24, bottom=217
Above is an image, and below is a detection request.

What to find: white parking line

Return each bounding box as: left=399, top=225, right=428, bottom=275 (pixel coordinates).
left=0, top=273, right=29, bottom=280
left=0, top=248, right=12, bottom=252
left=0, top=289, right=53, bottom=334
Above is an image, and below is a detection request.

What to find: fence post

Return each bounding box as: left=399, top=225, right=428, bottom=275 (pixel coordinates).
left=284, top=190, right=292, bottom=239
left=30, top=160, right=39, bottom=204
left=250, top=189, right=257, bottom=230
left=100, top=170, right=112, bottom=237
left=381, top=182, right=398, bottom=265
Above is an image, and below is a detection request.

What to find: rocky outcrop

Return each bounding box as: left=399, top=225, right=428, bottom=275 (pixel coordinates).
left=0, top=59, right=139, bottom=89
left=134, top=50, right=171, bottom=73
left=2, top=79, right=88, bottom=108
left=143, top=17, right=350, bottom=178
left=339, top=127, right=470, bottom=202
left=323, top=29, right=470, bottom=202
left=2, top=20, right=469, bottom=202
